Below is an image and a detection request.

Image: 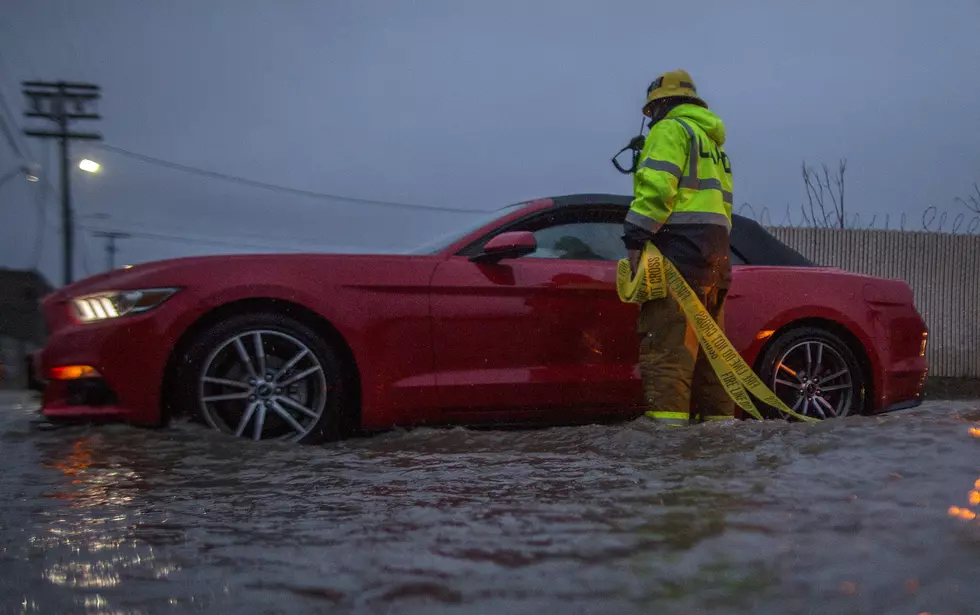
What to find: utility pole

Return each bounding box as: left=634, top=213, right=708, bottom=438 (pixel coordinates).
left=21, top=81, right=103, bottom=286
left=92, top=230, right=129, bottom=270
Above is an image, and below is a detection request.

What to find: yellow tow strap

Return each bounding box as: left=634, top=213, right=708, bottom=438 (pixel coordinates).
left=616, top=242, right=818, bottom=423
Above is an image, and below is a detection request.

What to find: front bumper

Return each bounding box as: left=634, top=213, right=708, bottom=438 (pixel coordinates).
left=37, top=314, right=175, bottom=426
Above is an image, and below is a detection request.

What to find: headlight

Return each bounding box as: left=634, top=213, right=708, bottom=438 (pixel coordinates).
left=71, top=288, right=179, bottom=323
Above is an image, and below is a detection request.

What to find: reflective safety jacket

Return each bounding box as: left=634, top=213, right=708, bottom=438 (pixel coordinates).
left=623, top=103, right=734, bottom=289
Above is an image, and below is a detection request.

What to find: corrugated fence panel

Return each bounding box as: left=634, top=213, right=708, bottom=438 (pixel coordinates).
left=766, top=227, right=980, bottom=378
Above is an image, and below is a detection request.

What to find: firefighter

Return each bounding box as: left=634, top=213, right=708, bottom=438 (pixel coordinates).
left=620, top=69, right=735, bottom=426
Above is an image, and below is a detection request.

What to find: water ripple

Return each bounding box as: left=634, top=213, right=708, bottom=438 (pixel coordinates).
left=1, top=392, right=978, bottom=614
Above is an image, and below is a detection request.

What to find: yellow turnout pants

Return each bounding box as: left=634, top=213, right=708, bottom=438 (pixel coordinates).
left=637, top=285, right=735, bottom=426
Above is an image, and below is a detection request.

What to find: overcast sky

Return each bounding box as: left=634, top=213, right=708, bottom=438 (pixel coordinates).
left=1, top=0, right=979, bottom=286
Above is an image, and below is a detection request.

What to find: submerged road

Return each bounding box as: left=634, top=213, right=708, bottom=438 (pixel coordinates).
left=1, top=391, right=979, bottom=614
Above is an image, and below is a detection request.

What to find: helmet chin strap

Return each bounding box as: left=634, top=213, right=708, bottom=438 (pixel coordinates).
left=611, top=114, right=652, bottom=175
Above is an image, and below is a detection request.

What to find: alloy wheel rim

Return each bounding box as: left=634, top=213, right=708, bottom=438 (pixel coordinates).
left=197, top=329, right=328, bottom=441
left=770, top=340, right=854, bottom=420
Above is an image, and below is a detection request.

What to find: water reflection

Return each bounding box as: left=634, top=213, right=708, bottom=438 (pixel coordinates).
left=946, top=418, right=980, bottom=525
left=29, top=432, right=180, bottom=612
left=948, top=506, right=977, bottom=521
left=2, top=395, right=980, bottom=614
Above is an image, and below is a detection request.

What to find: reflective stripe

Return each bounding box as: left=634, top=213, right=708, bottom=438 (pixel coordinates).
left=645, top=411, right=690, bottom=426
left=704, top=415, right=736, bottom=421
left=689, top=178, right=734, bottom=204
left=672, top=119, right=699, bottom=188
left=672, top=119, right=732, bottom=203
left=625, top=209, right=664, bottom=233
left=649, top=411, right=689, bottom=419
left=640, top=158, right=683, bottom=179
left=664, top=211, right=732, bottom=230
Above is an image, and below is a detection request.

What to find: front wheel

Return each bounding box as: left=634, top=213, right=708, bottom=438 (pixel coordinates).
left=175, top=312, right=346, bottom=443
left=755, top=326, right=867, bottom=420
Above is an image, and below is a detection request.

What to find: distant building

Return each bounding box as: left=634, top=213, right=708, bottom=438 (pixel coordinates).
left=0, top=268, right=52, bottom=389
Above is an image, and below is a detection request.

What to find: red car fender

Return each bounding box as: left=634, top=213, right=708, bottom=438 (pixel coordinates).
left=160, top=283, right=367, bottom=372
left=741, top=303, right=882, bottom=396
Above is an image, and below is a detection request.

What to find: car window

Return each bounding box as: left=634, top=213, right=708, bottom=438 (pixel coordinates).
left=527, top=222, right=626, bottom=261
left=730, top=247, right=746, bottom=265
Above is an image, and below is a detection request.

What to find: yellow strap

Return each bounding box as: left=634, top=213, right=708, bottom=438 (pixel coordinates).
left=617, top=242, right=818, bottom=423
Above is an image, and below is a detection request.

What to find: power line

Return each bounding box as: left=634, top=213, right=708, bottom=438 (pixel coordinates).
left=78, top=210, right=377, bottom=250
left=22, top=79, right=104, bottom=286
left=30, top=168, right=63, bottom=271
left=0, top=87, right=26, bottom=159
left=77, top=224, right=350, bottom=253
left=79, top=232, right=92, bottom=275
left=76, top=211, right=336, bottom=248
left=0, top=66, right=48, bottom=272
left=29, top=141, right=50, bottom=270
left=0, top=53, right=30, bottom=160
left=0, top=54, right=67, bottom=274
left=91, top=230, right=129, bottom=270
left=92, top=143, right=492, bottom=214
left=31, top=178, right=47, bottom=269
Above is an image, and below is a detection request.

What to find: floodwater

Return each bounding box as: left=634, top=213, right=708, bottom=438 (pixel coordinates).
left=1, top=391, right=979, bottom=615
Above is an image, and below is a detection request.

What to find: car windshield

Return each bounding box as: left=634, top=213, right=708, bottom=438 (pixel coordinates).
left=404, top=204, right=522, bottom=255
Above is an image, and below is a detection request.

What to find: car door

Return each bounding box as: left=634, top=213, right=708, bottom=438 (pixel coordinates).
left=428, top=205, right=643, bottom=421
left=721, top=246, right=752, bottom=352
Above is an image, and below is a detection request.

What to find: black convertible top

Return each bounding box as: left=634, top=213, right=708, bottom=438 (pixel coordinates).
left=548, top=193, right=816, bottom=268
left=728, top=214, right=815, bottom=267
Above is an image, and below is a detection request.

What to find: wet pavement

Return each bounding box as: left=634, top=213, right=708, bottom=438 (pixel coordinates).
left=1, top=390, right=979, bottom=615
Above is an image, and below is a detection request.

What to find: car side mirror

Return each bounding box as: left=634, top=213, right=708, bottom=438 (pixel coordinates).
left=470, top=231, right=537, bottom=264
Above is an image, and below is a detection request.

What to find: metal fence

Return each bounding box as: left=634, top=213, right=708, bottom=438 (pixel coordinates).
left=765, top=226, right=980, bottom=378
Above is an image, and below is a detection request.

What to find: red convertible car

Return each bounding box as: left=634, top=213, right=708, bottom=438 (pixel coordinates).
left=33, top=194, right=929, bottom=443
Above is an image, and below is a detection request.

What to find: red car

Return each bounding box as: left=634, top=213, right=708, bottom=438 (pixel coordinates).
left=35, top=194, right=929, bottom=443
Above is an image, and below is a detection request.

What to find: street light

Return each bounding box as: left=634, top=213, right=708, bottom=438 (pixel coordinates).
left=0, top=164, right=41, bottom=190
left=78, top=158, right=100, bottom=173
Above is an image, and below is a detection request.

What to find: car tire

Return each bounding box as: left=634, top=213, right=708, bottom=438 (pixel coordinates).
left=174, top=311, right=346, bottom=444
left=755, top=326, right=867, bottom=420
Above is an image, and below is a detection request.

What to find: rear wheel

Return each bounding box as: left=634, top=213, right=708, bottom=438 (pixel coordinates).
left=175, top=312, right=345, bottom=443
left=755, top=326, right=866, bottom=420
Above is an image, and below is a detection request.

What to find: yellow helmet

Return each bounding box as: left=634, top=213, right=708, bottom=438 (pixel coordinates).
left=644, top=69, right=705, bottom=115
